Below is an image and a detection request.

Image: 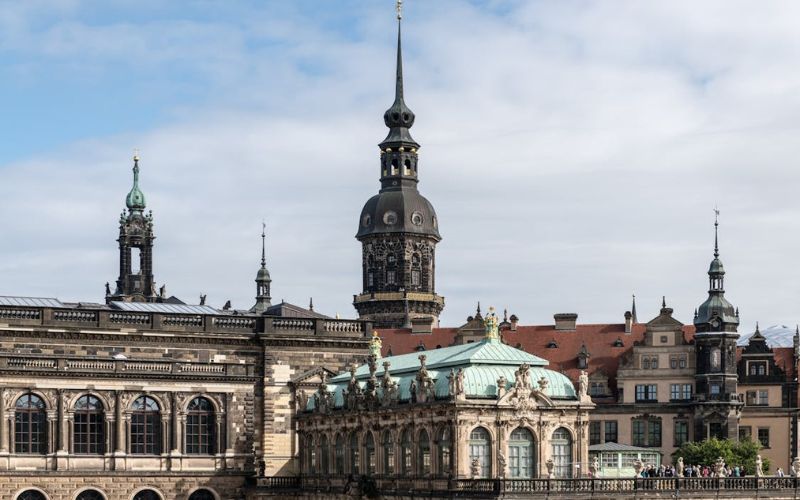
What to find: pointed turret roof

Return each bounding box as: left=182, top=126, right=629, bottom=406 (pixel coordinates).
left=125, top=154, right=146, bottom=212
left=380, top=1, right=417, bottom=148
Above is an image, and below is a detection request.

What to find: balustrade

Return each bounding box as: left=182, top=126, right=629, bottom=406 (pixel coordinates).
left=257, top=475, right=800, bottom=496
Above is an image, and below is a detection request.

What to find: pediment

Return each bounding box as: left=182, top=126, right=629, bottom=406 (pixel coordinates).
left=291, top=366, right=338, bottom=387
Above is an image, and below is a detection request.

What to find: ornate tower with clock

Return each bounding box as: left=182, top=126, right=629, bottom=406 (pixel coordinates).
left=353, top=3, right=444, bottom=328
left=692, top=214, right=742, bottom=441
left=107, top=154, right=157, bottom=303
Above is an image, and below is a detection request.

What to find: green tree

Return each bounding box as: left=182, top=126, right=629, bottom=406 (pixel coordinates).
left=672, top=438, right=770, bottom=475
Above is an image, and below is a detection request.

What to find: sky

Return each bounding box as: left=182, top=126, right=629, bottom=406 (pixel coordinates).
left=1, top=0, right=800, bottom=332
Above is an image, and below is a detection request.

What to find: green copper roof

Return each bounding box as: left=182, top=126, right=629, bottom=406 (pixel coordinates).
left=306, top=339, right=574, bottom=411
left=331, top=339, right=548, bottom=382
left=126, top=158, right=146, bottom=211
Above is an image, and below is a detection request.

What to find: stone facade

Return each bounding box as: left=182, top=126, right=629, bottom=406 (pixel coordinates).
left=0, top=302, right=370, bottom=499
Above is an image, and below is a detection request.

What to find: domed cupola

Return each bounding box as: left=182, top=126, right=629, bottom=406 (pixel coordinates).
left=694, top=214, right=739, bottom=332
left=353, top=1, right=444, bottom=328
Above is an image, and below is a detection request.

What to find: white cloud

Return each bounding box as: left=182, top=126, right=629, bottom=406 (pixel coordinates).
left=1, top=0, right=800, bottom=332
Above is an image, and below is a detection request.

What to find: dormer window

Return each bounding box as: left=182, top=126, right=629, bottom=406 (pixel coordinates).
left=546, top=340, right=558, bottom=349
left=613, top=338, right=624, bottom=347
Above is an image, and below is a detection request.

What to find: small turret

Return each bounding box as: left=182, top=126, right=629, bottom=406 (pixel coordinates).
left=251, top=223, right=272, bottom=314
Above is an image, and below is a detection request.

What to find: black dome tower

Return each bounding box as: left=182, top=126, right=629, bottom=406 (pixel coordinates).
left=354, top=2, right=444, bottom=328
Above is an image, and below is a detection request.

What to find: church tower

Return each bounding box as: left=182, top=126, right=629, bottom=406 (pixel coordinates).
left=107, top=154, right=157, bottom=303
left=692, top=213, right=742, bottom=441
left=354, top=2, right=444, bottom=328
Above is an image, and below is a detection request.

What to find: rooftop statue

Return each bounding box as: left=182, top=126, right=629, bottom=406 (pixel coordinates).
left=484, top=306, right=500, bottom=340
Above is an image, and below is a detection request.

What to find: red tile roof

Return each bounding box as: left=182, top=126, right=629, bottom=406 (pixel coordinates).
left=377, top=322, right=698, bottom=399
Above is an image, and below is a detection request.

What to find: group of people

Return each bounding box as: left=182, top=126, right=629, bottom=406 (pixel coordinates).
left=637, top=462, right=787, bottom=478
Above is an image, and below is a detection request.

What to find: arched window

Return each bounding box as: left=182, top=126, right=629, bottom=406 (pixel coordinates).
left=16, top=491, right=47, bottom=500
left=75, top=490, right=105, bottom=500
left=188, top=490, right=216, bottom=500
left=186, top=397, right=215, bottom=455
left=437, top=426, right=452, bottom=476
left=551, top=427, right=573, bottom=478
left=349, top=431, right=360, bottom=474
left=74, top=395, right=104, bottom=454
left=130, top=396, right=161, bottom=455
left=411, top=254, right=421, bottom=287
left=404, top=158, right=411, bottom=175
left=307, top=434, right=316, bottom=474
left=401, top=428, right=412, bottom=475
left=382, top=431, right=395, bottom=475
left=509, top=427, right=535, bottom=478
left=364, top=432, right=376, bottom=475
left=417, top=429, right=431, bottom=476
left=188, top=490, right=215, bottom=500
left=320, top=434, right=330, bottom=474
left=468, top=427, right=491, bottom=478
left=132, top=490, right=161, bottom=500
left=334, top=433, right=345, bottom=474
left=14, top=394, right=46, bottom=454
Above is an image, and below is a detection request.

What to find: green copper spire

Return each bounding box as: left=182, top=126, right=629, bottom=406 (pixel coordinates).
left=125, top=153, right=146, bottom=212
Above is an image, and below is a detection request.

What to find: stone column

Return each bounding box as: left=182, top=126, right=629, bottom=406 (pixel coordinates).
left=224, top=393, right=234, bottom=453
left=0, top=388, right=7, bottom=453
left=115, top=392, right=125, bottom=453
left=57, top=390, right=68, bottom=452
left=171, top=393, right=180, bottom=454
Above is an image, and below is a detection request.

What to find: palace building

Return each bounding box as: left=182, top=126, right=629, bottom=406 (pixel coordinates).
left=1, top=2, right=799, bottom=499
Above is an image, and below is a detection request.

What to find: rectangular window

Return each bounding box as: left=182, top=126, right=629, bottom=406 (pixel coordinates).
left=590, top=382, right=605, bottom=396
left=682, top=384, right=692, bottom=400
left=604, top=421, right=618, bottom=443
left=670, top=384, right=680, bottom=400
left=651, top=356, right=659, bottom=369
left=678, top=357, right=687, bottom=369
left=739, top=426, right=752, bottom=441
left=386, top=271, right=396, bottom=285
left=758, top=428, right=770, bottom=448
left=674, top=421, right=689, bottom=447
left=710, top=384, right=720, bottom=395
left=589, top=421, right=601, bottom=445
left=749, top=361, right=767, bottom=376
left=757, top=390, right=769, bottom=406
left=411, top=270, right=420, bottom=286
left=367, top=272, right=374, bottom=287
left=632, top=420, right=646, bottom=447
left=648, top=420, right=662, bottom=447
left=670, top=357, right=678, bottom=369
left=746, top=390, right=756, bottom=405
left=635, top=384, right=657, bottom=402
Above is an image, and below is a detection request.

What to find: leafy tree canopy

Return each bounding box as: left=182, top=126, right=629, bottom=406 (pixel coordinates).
left=672, top=438, right=770, bottom=475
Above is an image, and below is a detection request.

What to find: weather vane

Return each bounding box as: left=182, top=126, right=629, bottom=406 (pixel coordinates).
left=396, top=0, right=402, bottom=20
left=714, top=205, right=720, bottom=224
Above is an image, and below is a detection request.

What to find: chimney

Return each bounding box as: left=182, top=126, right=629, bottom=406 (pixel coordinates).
left=554, top=313, right=578, bottom=331
left=624, top=311, right=632, bottom=334
left=411, top=316, right=434, bottom=334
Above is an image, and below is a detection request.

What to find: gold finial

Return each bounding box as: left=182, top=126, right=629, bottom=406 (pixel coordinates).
left=133, top=148, right=140, bottom=162
left=396, top=0, right=403, bottom=20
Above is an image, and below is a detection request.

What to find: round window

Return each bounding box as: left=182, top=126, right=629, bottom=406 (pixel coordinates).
left=383, top=211, right=398, bottom=225
left=362, top=214, right=371, bottom=227
left=411, top=212, right=423, bottom=226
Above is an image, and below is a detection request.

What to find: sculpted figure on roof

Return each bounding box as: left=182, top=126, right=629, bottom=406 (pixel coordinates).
left=484, top=306, right=500, bottom=340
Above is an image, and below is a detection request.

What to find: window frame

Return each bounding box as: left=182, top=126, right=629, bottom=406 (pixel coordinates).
left=73, top=394, right=105, bottom=455
left=130, top=396, right=161, bottom=455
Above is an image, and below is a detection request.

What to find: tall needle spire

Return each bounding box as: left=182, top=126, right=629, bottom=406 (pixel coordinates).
left=261, top=221, right=267, bottom=268
left=713, top=206, right=720, bottom=258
